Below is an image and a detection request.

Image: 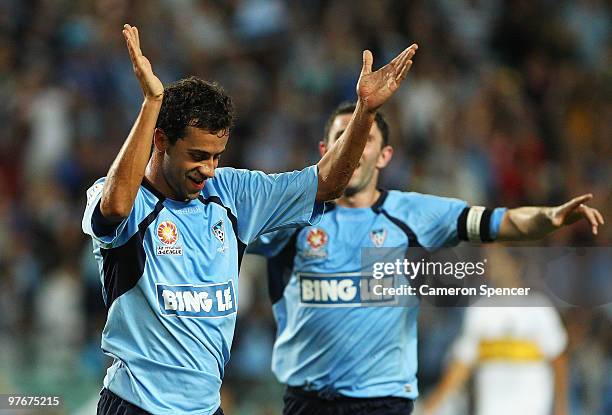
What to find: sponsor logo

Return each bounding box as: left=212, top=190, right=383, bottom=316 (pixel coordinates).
left=156, top=281, right=236, bottom=318
left=174, top=206, right=203, bottom=215
left=298, top=273, right=396, bottom=307
left=370, top=228, right=387, bottom=247
left=156, top=221, right=183, bottom=256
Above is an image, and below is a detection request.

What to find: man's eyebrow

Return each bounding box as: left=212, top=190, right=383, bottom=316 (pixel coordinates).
left=188, top=149, right=225, bottom=156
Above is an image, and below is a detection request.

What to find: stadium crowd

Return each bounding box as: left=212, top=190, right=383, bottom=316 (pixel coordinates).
left=0, top=0, right=609, bottom=413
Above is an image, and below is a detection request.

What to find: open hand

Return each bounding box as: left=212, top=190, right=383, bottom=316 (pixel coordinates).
left=357, top=44, right=418, bottom=112
left=549, top=194, right=605, bottom=235
left=123, top=24, right=164, bottom=101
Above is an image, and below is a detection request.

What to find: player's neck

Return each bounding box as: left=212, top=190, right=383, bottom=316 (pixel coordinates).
left=145, top=159, right=176, bottom=200
left=337, top=186, right=380, bottom=209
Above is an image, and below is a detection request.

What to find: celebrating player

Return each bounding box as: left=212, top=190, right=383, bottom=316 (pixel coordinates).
left=82, top=24, right=417, bottom=415
left=247, top=102, right=604, bottom=415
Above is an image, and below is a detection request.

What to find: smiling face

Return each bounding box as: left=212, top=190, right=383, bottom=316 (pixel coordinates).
left=320, top=113, right=393, bottom=197
left=157, top=126, right=228, bottom=201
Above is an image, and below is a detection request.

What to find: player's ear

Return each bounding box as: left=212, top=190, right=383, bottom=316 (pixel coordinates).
left=153, top=128, right=169, bottom=152
left=318, top=140, right=328, bottom=157
left=376, top=145, right=393, bottom=169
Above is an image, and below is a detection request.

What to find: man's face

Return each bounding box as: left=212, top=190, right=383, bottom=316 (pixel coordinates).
left=161, top=126, right=228, bottom=201
left=321, top=113, right=390, bottom=196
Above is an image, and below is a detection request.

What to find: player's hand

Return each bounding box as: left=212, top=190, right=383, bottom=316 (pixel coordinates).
left=548, top=194, right=605, bottom=235
left=122, top=24, right=164, bottom=101
left=356, top=43, right=418, bottom=113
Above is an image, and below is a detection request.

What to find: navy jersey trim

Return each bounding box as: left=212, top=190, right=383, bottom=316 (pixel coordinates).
left=266, top=230, right=300, bottom=304
left=141, top=177, right=167, bottom=200
left=198, top=195, right=247, bottom=269
left=371, top=189, right=389, bottom=213
left=323, top=201, right=336, bottom=212
left=100, top=199, right=165, bottom=310
left=379, top=210, right=422, bottom=248
left=372, top=190, right=421, bottom=248
left=92, top=202, right=122, bottom=236
left=457, top=207, right=469, bottom=241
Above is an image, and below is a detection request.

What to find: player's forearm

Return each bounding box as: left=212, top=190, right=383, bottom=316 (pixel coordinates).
left=100, top=98, right=162, bottom=221
left=316, top=99, right=374, bottom=201
left=497, top=206, right=557, bottom=241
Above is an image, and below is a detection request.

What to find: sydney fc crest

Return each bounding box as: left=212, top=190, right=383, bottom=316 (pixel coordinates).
left=156, top=221, right=183, bottom=256
left=370, top=228, right=387, bottom=247
left=212, top=220, right=228, bottom=253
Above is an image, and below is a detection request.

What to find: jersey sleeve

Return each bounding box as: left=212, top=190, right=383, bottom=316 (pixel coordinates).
left=213, top=166, right=324, bottom=244
left=401, top=193, right=506, bottom=247
left=82, top=178, right=149, bottom=248
left=247, top=228, right=297, bottom=258
left=403, top=193, right=469, bottom=247
left=535, top=307, right=568, bottom=360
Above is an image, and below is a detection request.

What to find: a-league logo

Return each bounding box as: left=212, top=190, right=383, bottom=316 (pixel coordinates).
left=158, top=221, right=178, bottom=245
left=306, top=228, right=328, bottom=250
left=156, top=221, right=183, bottom=255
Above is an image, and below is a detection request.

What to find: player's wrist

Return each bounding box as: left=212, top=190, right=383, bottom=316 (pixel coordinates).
left=143, top=94, right=164, bottom=105
left=356, top=97, right=378, bottom=115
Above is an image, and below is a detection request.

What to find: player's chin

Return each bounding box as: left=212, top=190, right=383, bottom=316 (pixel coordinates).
left=347, top=171, right=364, bottom=188
left=344, top=181, right=364, bottom=197
left=181, top=181, right=205, bottom=201
left=186, top=176, right=206, bottom=191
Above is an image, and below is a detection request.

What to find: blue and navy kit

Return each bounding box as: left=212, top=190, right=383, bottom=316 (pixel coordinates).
left=249, top=190, right=505, bottom=400
left=82, top=166, right=322, bottom=415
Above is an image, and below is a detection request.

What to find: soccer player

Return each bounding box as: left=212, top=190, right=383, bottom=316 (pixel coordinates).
left=82, top=24, right=417, bottom=415
left=247, top=102, right=604, bottom=415
left=422, top=291, right=569, bottom=415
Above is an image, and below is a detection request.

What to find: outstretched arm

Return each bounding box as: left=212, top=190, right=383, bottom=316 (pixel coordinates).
left=100, top=24, right=165, bottom=222
left=497, top=194, right=605, bottom=241
left=316, top=44, right=418, bottom=201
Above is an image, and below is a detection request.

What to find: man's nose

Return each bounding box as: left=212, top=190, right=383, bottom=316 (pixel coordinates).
left=197, top=161, right=215, bottom=179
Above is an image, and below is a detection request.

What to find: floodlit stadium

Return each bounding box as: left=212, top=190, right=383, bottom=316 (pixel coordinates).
left=0, top=1, right=609, bottom=414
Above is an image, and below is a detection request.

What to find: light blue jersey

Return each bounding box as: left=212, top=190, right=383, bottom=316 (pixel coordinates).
left=82, top=166, right=322, bottom=415
left=249, top=190, right=505, bottom=400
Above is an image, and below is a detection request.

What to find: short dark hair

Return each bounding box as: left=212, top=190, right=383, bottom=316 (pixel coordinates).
left=323, top=101, right=390, bottom=147
left=156, top=76, right=234, bottom=144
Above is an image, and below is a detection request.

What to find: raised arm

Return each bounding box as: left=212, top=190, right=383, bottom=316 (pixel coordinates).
left=99, top=24, right=164, bottom=222
left=316, top=44, right=418, bottom=201
left=497, top=193, right=604, bottom=241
